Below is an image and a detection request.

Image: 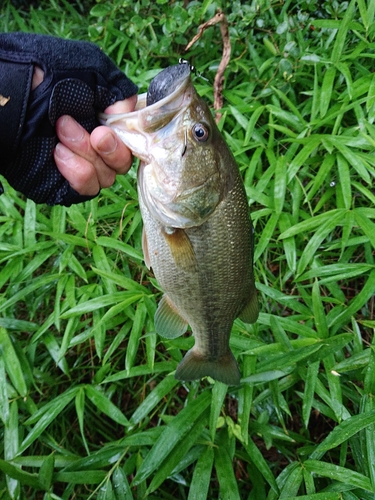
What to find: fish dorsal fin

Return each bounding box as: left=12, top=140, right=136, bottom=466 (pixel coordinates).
left=142, top=227, right=151, bottom=269
left=155, top=295, right=188, bottom=339
left=162, top=227, right=198, bottom=273
left=238, top=282, right=259, bottom=324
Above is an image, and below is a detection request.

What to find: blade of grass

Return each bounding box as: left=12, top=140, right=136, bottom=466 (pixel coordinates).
left=336, top=154, right=352, bottom=209
left=296, top=210, right=346, bottom=275
left=310, top=410, right=375, bottom=460
left=125, top=300, right=147, bottom=373
left=112, top=467, right=133, bottom=500
left=0, top=328, right=27, bottom=397
left=0, top=460, right=42, bottom=489
left=330, top=269, right=375, bottom=334
left=214, top=427, right=240, bottom=500
left=85, top=385, right=129, bottom=427
left=238, top=355, right=256, bottom=445
left=75, top=388, right=90, bottom=456
left=245, top=438, right=279, bottom=495
left=320, top=66, right=336, bottom=118
left=279, top=462, right=303, bottom=498
left=146, top=409, right=209, bottom=494
left=38, top=455, right=55, bottom=492
left=128, top=374, right=179, bottom=428
left=354, top=210, right=375, bottom=249
left=19, top=388, right=78, bottom=454
left=209, top=381, right=227, bottom=441
left=254, top=212, right=279, bottom=262
left=301, top=361, right=320, bottom=428
left=304, top=460, right=373, bottom=492
left=0, top=354, right=9, bottom=425
left=132, top=391, right=211, bottom=485
left=61, top=292, right=144, bottom=318
left=187, top=446, right=214, bottom=500
left=274, top=156, right=287, bottom=214
left=331, top=0, right=355, bottom=63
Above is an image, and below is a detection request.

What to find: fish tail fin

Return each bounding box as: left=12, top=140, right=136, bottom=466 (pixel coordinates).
left=175, top=348, right=241, bottom=386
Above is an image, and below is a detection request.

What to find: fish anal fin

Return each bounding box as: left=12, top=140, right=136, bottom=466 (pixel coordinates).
left=155, top=295, right=188, bottom=339
left=238, top=284, right=259, bottom=324
left=175, top=348, right=241, bottom=386
left=142, top=227, right=151, bottom=269
left=162, top=227, right=198, bottom=272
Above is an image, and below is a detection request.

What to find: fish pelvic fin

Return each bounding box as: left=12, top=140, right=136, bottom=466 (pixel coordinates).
left=162, top=227, right=198, bottom=273
left=155, top=295, right=188, bottom=339
left=238, top=282, right=259, bottom=324
left=175, top=348, right=241, bottom=386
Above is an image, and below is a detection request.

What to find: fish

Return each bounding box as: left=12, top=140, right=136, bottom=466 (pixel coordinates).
left=100, top=61, right=258, bottom=385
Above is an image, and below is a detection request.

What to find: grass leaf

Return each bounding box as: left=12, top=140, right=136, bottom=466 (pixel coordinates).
left=133, top=391, right=211, bottom=485
left=129, top=374, right=179, bottom=427
left=0, top=328, right=27, bottom=397
left=112, top=467, right=134, bottom=500
left=304, top=460, right=373, bottom=492
left=214, top=428, right=241, bottom=500
left=310, top=410, right=375, bottom=460
left=19, top=388, right=78, bottom=454
left=85, top=385, right=129, bottom=427
left=188, top=446, right=214, bottom=500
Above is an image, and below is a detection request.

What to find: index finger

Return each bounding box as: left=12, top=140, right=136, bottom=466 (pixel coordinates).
left=105, top=95, right=137, bottom=114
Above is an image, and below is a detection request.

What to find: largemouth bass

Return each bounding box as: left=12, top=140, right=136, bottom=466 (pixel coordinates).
left=101, top=62, right=258, bottom=385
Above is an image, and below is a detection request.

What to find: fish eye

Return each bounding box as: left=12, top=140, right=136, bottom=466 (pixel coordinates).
left=192, top=123, right=209, bottom=142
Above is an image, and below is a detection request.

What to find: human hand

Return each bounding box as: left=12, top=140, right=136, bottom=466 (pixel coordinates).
left=32, top=67, right=137, bottom=197
left=0, top=33, right=138, bottom=206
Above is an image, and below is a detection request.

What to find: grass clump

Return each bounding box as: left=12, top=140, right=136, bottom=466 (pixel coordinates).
left=0, top=0, right=375, bottom=498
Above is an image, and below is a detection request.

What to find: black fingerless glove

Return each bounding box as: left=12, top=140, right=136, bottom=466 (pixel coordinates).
left=0, top=32, right=138, bottom=206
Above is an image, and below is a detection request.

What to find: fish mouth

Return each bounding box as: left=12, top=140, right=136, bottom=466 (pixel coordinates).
left=99, top=62, right=193, bottom=157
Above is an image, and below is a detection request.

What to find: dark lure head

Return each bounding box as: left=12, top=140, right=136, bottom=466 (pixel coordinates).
left=146, top=62, right=191, bottom=106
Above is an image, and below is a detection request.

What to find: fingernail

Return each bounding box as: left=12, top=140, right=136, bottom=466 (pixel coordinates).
left=97, top=132, right=117, bottom=155
left=55, top=142, right=74, bottom=160
left=59, top=116, right=85, bottom=141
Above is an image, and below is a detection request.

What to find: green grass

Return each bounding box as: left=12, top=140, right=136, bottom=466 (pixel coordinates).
left=1, top=0, right=375, bottom=498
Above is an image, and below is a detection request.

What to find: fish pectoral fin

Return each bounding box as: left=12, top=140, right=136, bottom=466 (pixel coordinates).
left=238, top=281, right=259, bottom=324
left=155, top=295, right=188, bottom=339
left=175, top=348, right=241, bottom=386
left=142, top=227, right=151, bottom=269
left=162, top=227, right=198, bottom=272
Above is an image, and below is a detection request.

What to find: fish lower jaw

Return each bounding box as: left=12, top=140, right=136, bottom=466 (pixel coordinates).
left=174, top=347, right=240, bottom=386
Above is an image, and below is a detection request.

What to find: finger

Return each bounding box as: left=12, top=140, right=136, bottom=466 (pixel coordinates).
left=54, top=142, right=116, bottom=196
left=90, top=127, right=133, bottom=174
left=56, top=115, right=96, bottom=161
left=56, top=115, right=117, bottom=189
left=105, top=94, right=137, bottom=114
